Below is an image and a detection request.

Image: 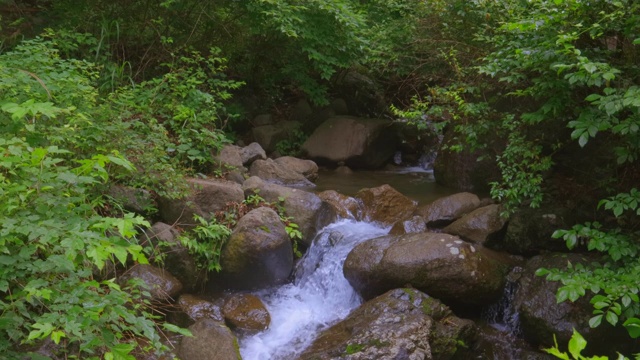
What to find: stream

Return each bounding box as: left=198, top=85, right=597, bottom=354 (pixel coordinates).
left=239, top=220, right=389, bottom=359
left=238, top=167, right=521, bottom=359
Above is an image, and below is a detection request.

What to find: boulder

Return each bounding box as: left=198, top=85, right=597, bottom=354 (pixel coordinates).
left=389, top=215, right=427, bottom=235
left=344, top=233, right=511, bottom=307
left=415, top=192, right=480, bottom=227
left=243, top=176, right=330, bottom=246
left=498, top=208, right=577, bottom=255
left=220, top=207, right=293, bottom=290
left=318, top=190, right=361, bottom=221
left=240, top=142, right=267, bottom=166
left=171, top=294, right=224, bottom=328
left=443, top=204, right=507, bottom=245
left=355, top=184, right=417, bottom=226
left=177, top=319, right=241, bottom=360
left=249, top=158, right=314, bottom=187
left=252, top=121, right=301, bottom=153
left=433, top=129, right=499, bottom=192
left=140, top=222, right=202, bottom=292
left=296, top=288, right=475, bottom=360
left=157, top=178, right=244, bottom=227
left=513, top=253, right=633, bottom=355
left=274, top=156, right=319, bottom=181
left=118, top=264, right=183, bottom=301
left=108, top=185, right=155, bottom=215
left=213, top=144, right=244, bottom=170
left=301, top=116, right=397, bottom=169
left=222, top=294, right=271, bottom=333
left=252, top=114, right=273, bottom=127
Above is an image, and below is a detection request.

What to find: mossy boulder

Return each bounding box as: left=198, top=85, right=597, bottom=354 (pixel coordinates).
left=415, top=192, right=480, bottom=227
left=177, top=319, right=241, bottom=360
left=344, top=233, right=512, bottom=307
left=220, top=207, right=293, bottom=290
left=296, top=288, right=475, bottom=360
left=355, top=184, right=417, bottom=227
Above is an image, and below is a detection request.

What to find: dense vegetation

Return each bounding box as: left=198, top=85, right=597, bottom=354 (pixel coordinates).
left=0, top=0, right=638, bottom=358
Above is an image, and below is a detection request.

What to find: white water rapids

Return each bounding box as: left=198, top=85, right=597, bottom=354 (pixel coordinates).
left=239, top=219, right=389, bottom=360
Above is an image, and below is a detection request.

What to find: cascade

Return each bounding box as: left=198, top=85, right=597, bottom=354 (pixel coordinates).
left=238, top=220, right=389, bottom=360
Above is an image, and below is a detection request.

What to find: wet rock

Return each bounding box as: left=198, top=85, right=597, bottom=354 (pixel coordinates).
left=344, top=233, right=511, bottom=307
left=175, top=294, right=224, bottom=325
left=355, top=184, right=417, bottom=227
left=443, top=204, right=507, bottom=245
left=222, top=294, right=271, bottom=332
left=318, top=190, right=361, bottom=221
left=301, top=116, right=397, bottom=169
left=249, top=158, right=314, bottom=187
left=240, top=142, right=267, bottom=166
left=252, top=121, right=301, bottom=153
left=140, top=222, right=202, bottom=292
left=220, top=207, right=293, bottom=290
left=464, top=325, right=554, bottom=360
left=119, top=264, right=183, bottom=301
left=274, top=156, right=319, bottom=182
left=297, top=288, right=475, bottom=360
left=108, top=185, right=155, bottom=215
left=177, top=319, right=241, bottom=360
left=157, top=178, right=244, bottom=227
left=433, top=130, right=499, bottom=192
left=415, top=192, right=480, bottom=227
left=498, top=208, right=576, bottom=255
left=389, top=215, right=427, bottom=235
left=243, top=176, right=329, bottom=246
left=513, top=253, right=634, bottom=355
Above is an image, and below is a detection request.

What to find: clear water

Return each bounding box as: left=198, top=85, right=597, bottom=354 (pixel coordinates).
left=238, top=220, right=389, bottom=360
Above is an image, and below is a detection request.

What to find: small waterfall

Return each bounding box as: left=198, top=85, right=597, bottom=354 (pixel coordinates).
left=480, top=267, right=524, bottom=359
left=239, top=220, right=389, bottom=360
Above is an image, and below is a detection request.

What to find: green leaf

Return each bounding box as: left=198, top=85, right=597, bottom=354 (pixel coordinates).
left=623, top=318, right=640, bottom=338
left=606, top=310, right=619, bottom=326
left=105, top=343, right=136, bottom=360
left=589, top=314, right=603, bottom=328
left=163, top=322, right=192, bottom=337
left=568, top=329, right=587, bottom=358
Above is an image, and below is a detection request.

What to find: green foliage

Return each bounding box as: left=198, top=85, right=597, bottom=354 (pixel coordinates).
left=275, top=129, right=307, bottom=157
left=0, top=138, right=164, bottom=358
left=178, top=215, right=231, bottom=272
left=545, top=329, right=636, bottom=360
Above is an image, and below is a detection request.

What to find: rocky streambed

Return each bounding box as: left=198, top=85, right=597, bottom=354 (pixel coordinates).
left=99, top=129, right=636, bottom=360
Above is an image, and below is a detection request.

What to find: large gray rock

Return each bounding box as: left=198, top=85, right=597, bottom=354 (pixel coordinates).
left=301, top=116, right=397, bottom=169
left=498, top=208, right=577, bottom=255
left=415, top=192, right=481, bottom=227
left=157, top=178, right=244, bottom=227
left=240, top=142, right=267, bottom=166
left=389, top=215, right=428, bottom=235
left=433, top=129, right=499, bottom=192
left=355, top=184, right=417, bottom=227
left=243, top=176, right=329, bottom=246
left=252, top=121, right=301, bottom=153
left=344, top=233, right=511, bottom=306
left=274, top=156, right=319, bottom=181
left=220, top=207, right=293, bottom=290
left=513, top=254, right=633, bottom=355
left=249, top=158, right=314, bottom=187
left=108, top=185, right=155, bottom=215
left=118, top=264, right=183, bottom=301
left=443, top=204, right=507, bottom=245
left=296, top=288, right=475, bottom=360
left=177, top=319, right=240, bottom=360
left=140, top=222, right=202, bottom=292
left=213, top=144, right=244, bottom=170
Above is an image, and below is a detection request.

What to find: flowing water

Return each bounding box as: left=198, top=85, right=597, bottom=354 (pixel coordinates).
left=239, top=220, right=389, bottom=360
